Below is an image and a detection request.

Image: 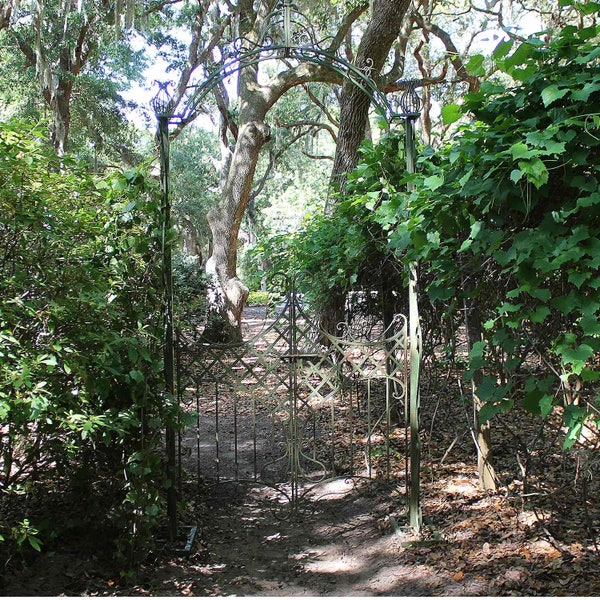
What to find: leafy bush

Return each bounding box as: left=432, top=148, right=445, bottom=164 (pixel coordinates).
left=0, top=120, right=175, bottom=563
left=247, top=290, right=271, bottom=306
left=372, top=23, right=600, bottom=445
left=172, top=251, right=209, bottom=321
left=263, top=131, right=407, bottom=319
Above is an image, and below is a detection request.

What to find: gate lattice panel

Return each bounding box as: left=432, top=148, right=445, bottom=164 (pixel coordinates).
left=176, top=289, right=409, bottom=505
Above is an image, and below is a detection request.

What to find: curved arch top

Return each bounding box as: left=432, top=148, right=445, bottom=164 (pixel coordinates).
left=175, top=43, right=395, bottom=126
left=161, top=2, right=424, bottom=129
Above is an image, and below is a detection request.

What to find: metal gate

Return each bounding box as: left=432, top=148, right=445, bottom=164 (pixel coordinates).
left=176, top=287, right=409, bottom=509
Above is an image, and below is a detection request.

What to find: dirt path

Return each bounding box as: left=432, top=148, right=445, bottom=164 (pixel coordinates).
left=135, top=304, right=464, bottom=596
left=131, top=478, right=486, bottom=597
left=122, top=304, right=597, bottom=597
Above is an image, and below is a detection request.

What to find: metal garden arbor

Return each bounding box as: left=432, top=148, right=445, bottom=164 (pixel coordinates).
left=152, top=0, right=424, bottom=534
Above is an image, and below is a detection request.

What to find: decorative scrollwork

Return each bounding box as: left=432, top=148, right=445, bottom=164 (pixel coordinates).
left=292, top=30, right=313, bottom=48
left=360, top=57, right=375, bottom=78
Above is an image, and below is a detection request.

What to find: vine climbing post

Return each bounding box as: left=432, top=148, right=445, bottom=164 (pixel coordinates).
left=397, top=80, right=423, bottom=533
left=151, top=82, right=177, bottom=542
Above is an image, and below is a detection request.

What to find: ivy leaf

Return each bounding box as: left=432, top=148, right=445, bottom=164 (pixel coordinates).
left=427, top=284, right=455, bottom=302
left=423, top=174, right=444, bottom=191
left=562, top=404, right=586, bottom=449
left=568, top=270, right=589, bottom=288
left=577, top=1, right=600, bottom=15
left=466, top=54, right=486, bottom=76
left=510, top=142, right=533, bottom=160
left=441, top=104, right=462, bottom=125
left=560, top=343, right=594, bottom=375
left=518, top=157, right=549, bottom=188
left=523, top=390, right=554, bottom=418
left=411, top=230, right=428, bottom=250
left=541, top=84, right=569, bottom=107
left=478, top=399, right=514, bottom=424
left=493, top=39, right=514, bottom=60
left=529, top=305, right=551, bottom=323
left=571, top=82, right=600, bottom=102
left=510, top=169, right=524, bottom=184
left=529, top=287, right=552, bottom=302
left=580, top=315, right=600, bottom=336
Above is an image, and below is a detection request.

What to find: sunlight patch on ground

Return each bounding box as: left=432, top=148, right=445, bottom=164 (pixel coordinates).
left=362, top=563, right=437, bottom=594
left=301, top=533, right=402, bottom=577
left=303, top=554, right=365, bottom=574
left=308, top=477, right=357, bottom=499
left=518, top=509, right=552, bottom=528
left=440, top=475, right=480, bottom=496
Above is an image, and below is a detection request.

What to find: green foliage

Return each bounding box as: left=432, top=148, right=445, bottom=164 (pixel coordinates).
left=172, top=251, right=209, bottom=322
left=371, top=23, right=600, bottom=445
left=247, top=290, right=271, bottom=306
left=0, top=120, right=174, bottom=563
left=171, top=126, right=219, bottom=249
left=262, top=131, right=406, bottom=310
left=13, top=519, right=42, bottom=552
left=0, top=2, right=151, bottom=161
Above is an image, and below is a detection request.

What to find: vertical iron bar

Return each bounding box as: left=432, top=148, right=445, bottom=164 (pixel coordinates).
left=386, top=376, right=391, bottom=481
left=367, top=380, right=372, bottom=478
left=289, top=281, right=298, bottom=508
left=176, top=337, right=182, bottom=495
left=177, top=412, right=182, bottom=495
left=405, top=114, right=422, bottom=533
left=253, top=394, right=258, bottom=481
left=196, top=391, right=201, bottom=485
left=330, top=378, right=335, bottom=474
left=349, top=383, right=354, bottom=475
left=312, top=402, right=316, bottom=462
left=234, top=392, right=239, bottom=480
left=157, top=115, right=177, bottom=542
left=291, top=365, right=298, bottom=507
left=215, top=384, right=220, bottom=482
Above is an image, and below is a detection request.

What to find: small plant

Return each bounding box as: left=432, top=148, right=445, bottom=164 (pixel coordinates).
left=13, top=519, right=42, bottom=552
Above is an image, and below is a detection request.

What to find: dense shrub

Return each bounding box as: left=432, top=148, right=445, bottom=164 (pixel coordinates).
left=373, top=23, right=600, bottom=444
left=269, top=21, right=600, bottom=448
left=0, top=120, right=175, bottom=563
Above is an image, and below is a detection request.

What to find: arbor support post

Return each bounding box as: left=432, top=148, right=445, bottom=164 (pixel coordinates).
left=152, top=83, right=178, bottom=542
left=397, top=80, right=423, bottom=534
left=406, top=116, right=422, bottom=533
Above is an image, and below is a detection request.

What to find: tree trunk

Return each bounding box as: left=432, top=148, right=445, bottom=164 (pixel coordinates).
left=198, top=0, right=402, bottom=342
left=464, top=294, right=497, bottom=492
left=50, top=80, right=72, bottom=155
left=321, top=0, right=410, bottom=338
left=330, top=0, right=410, bottom=189
left=205, top=121, right=271, bottom=342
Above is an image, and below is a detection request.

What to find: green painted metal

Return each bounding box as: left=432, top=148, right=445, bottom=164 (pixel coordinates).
left=155, top=112, right=178, bottom=542
left=170, top=1, right=403, bottom=126
left=155, top=3, right=426, bottom=526
left=404, top=112, right=423, bottom=533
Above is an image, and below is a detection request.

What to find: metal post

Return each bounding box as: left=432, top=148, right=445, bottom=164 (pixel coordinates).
left=152, top=82, right=177, bottom=542
left=397, top=81, right=423, bottom=534
left=283, top=0, right=292, bottom=50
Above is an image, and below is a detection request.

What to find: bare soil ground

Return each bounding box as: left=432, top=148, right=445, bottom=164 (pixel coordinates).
left=3, top=306, right=600, bottom=596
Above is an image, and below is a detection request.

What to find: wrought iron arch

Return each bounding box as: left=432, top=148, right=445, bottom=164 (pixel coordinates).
left=153, top=0, right=425, bottom=537
left=168, top=1, right=414, bottom=126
